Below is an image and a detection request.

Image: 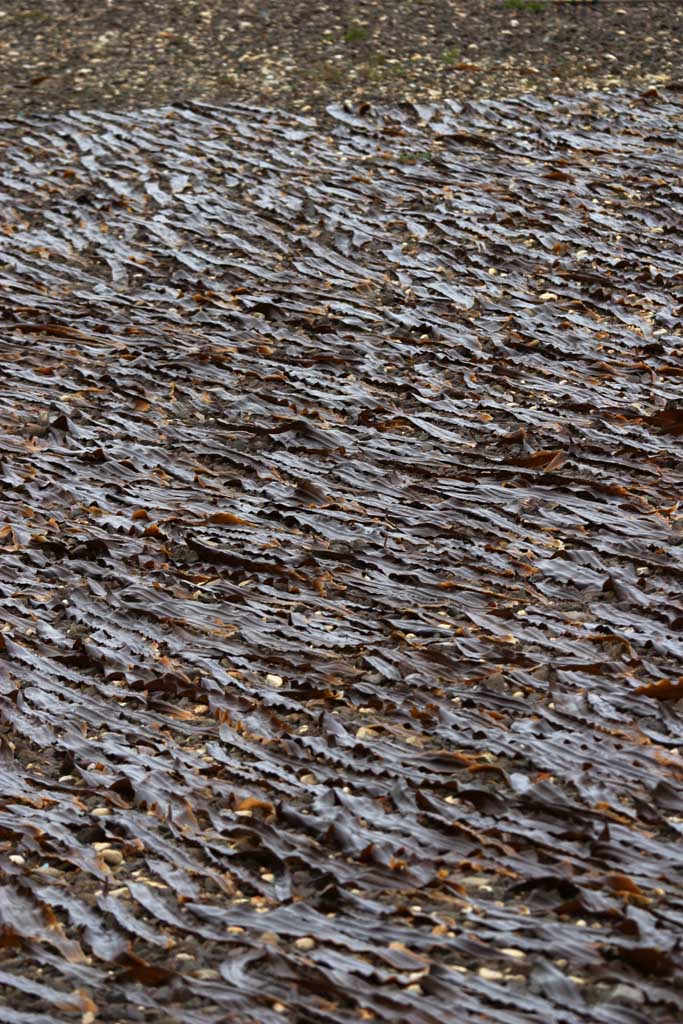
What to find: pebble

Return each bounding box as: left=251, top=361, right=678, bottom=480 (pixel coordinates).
left=294, top=936, right=316, bottom=951
left=9, top=854, right=24, bottom=865
left=91, top=806, right=110, bottom=817
left=501, top=948, right=526, bottom=959
left=479, top=967, right=504, bottom=980
left=265, top=673, right=283, bottom=688
left=612, top=983, right=644, bottom=1004
left=101, top=848, right=123, bottom=866
left=460, top=875, right=492, bottom=889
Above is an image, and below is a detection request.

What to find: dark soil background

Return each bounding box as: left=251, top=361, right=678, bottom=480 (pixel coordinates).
left=1, top=0, right=682, bottom=118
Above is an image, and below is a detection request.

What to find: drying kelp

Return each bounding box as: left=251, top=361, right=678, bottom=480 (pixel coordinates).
left=0, top=88, right=682, bottom=1023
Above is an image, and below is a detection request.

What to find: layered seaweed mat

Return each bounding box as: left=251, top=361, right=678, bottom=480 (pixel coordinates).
left=0, top=89, right=682, bottom=1024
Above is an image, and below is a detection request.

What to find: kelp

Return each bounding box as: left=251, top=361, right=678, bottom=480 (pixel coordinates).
left=0, top=88, right=682, bottom=1022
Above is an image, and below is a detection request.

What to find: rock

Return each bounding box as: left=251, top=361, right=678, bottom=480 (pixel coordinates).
left=612, top=983, right=644, bottom=1005
left=294, top=936, right=316, bottom=951
left=101, top=848, right=123, bottom=866
left=265, top=674, right=283, bottom=688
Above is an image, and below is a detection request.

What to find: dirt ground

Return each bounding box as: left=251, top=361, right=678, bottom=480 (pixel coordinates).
left=0, top=0, right=682, bottom=118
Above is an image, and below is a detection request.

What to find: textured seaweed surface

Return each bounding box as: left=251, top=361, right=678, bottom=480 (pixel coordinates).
left=0, top=91, right=683, bottom=1023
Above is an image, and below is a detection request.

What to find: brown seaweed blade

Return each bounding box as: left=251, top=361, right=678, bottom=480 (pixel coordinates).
left=0, top=89, right=682, bottom=1023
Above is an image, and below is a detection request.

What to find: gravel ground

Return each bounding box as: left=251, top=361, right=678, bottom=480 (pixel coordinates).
left=0, top=0, right=682, bottom=118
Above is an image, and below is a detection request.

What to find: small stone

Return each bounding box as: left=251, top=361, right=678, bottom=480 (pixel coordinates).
left=92, top=842, right=110, bottom=851
left=539, top=292, right=558, bottom=301
left=405, top=984, right=423, bottom=994
left=478, top=967, right=504, bottom=980
left=294, top=936, right=316, bottom=951
left=273, top=1003, right=287, bottom=1014
left=265, top=674, right=283, bottom=688
left=101, top=849, right=123, bottom=866
left=194, top=968, right=220, bottom=980
left=612, top=983, right=644, bottom=1005
left=355, top=726, right=377, bottom=740
left=91, top=807, right=110, bottom=817
left=460, top=875, right=492, bottom=889
left=261, top=872, right=275, bottom=883
left=9, top=854, right=24, bottom=865
left=501, top=948, right=526, bottom=959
